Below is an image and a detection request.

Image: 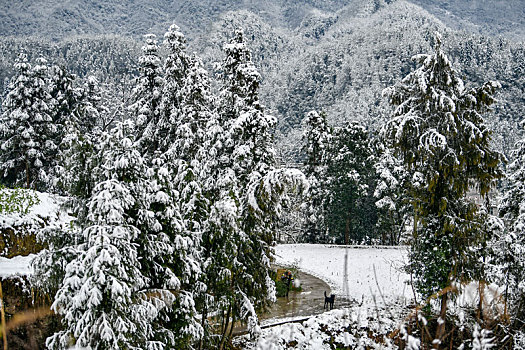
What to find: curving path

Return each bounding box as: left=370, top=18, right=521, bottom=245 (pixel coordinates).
left=260, top=267, right=353, bottom=325
left=233, top=268, right=353, bottom=336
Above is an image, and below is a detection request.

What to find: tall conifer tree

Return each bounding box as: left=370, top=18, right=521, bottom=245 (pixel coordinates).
left=499, top=125, right=525, bottom=338
left=200, top=29, right=305, bottom=347
left=382, top=33, right=503, bottom=345
left=301, top=110, right=331, bottom=243
left=0, top=54, right=58, bottom=189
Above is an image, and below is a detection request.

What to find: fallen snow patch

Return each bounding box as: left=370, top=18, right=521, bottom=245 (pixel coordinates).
left=0, top=254, right=35, bottom=277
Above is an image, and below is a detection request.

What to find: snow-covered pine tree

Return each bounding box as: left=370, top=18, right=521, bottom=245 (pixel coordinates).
left=155, top=23, right=191, bottom=153
left=33, top=72, right=104, bottom=298
left=0, top=54, right=59, bottom=190
left=129, top=33, right=163, bottom=153
left=48, top=65, right=78, bottom=145
left=324, top=121, right=375, bottom=245
left=301, top=110, right=331, bottom=243
left=382, top=33, right=503, bottom=345
left=56, top=74, right=106, bottom=221
left=155, top=52, right=216, bottom=348
left=48, top=121, right=150, bottom=349
left=200, top=28, right=306, bottom=347
left=373, top=142, right=411, bottom=245
left=49, top=120, right=185, bottom=349
left=47, top=64, right=93, bottom=193
left=130, top=24, right=204, bottom=348
left=498, top=122, right=525, bottom=333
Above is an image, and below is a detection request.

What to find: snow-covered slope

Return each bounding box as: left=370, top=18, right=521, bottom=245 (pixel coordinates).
left=274, top=244, right=411, bottom=306
left=1, top=0, right=521, bottom=40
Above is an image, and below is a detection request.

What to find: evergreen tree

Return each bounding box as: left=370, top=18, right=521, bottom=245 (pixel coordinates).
left=132, top=24, right=205, bottom=348
left=324, top=121, right=376, bottom=244
left=0, top=54, right=59, bottom=189
left=373, top=142, right=412, bottom=245
left=48, top=65, right=79, bottom=143
left=56, top=74, right=106, bottom=220
left=34, top=72, right=105, bottom=299
left=49, top=120, right=188, bottom=349
left=499, top=124, right=525, bottom=333
left=301, top=110, right=331, bottom=243
left=200, top=28, right=305, bottom=347
left=155, top=23, right=191, bottom=153
left=129, top=33, right=163, bottom=152
left=382, top=33, right=503, bottom=345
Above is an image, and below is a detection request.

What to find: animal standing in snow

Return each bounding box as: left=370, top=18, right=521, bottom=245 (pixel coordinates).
left=281, top=270, right=293, bottom=297
left=324, top=291, right=335, bottom=310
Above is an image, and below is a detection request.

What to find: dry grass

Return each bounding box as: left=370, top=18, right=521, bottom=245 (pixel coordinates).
left=0, top=280, right=54, bottom=350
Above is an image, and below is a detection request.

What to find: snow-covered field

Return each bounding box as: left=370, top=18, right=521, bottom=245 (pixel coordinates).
left=274, top=244, right=411, bottom=306
left=237, top=244, right=412, bottom=349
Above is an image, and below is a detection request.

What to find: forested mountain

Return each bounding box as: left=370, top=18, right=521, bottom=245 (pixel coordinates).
left=410, top=0, right=525, bottom=40
left=1, top=0, right=523, bottom=161
left=0, top=0, right=349, bottom=39
left=1, top=0, right=523, bottom=40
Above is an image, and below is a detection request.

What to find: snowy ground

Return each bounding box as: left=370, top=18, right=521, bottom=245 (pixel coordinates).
left=1, top=189, right=71, bottom=277
left=236, top=244, right=505, bottom=349
left=274, top=244, right=411, bottom=307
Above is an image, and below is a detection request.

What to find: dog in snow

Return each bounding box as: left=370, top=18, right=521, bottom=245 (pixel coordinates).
left=324, top=291, right=335, bottom=310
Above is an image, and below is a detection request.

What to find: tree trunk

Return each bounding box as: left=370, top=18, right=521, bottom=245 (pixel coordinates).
left=478, top=281, right=484, bottom=324
left=26, top=158, right=30, bottom=189
left=219, top=304, right=231, bottom=350
left=434, top=292, right=448, bottom=349
left=345, top=215, right=350, bottom=245
left=227, top=312, right=236, bottom=343
left=198, top=305, right=208, bottom=350
left=0, top=280, right=6, bottom=350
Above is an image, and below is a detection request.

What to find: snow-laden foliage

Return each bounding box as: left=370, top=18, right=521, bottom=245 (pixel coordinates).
left=197, top=28, right=306, bottom=348
left=129, top=33, right=163, bottom=152
left=382, top=32, right=503, bottom=343
left=0, top=22, right=337, bottom=350
left=47, top=120, right=194, bottom=349
left=498, top=121, right=525, bottom=334
left=301, top=110, right=331, bottom=243
left=373, top=143, right=412, bottom=245
left=54, top=74, right=107, bottom=226
left=0, top=54, right=60, bottom=190
left=155, top=23, right=192, bottom=154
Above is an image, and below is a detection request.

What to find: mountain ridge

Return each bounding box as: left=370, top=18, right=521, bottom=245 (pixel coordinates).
left=0, top=0, right=523, bottom=41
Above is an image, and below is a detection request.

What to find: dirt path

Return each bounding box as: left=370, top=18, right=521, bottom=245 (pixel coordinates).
left=260, top=268, right=353, bottom=325
left=233, top=268, right=354, bottom=336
